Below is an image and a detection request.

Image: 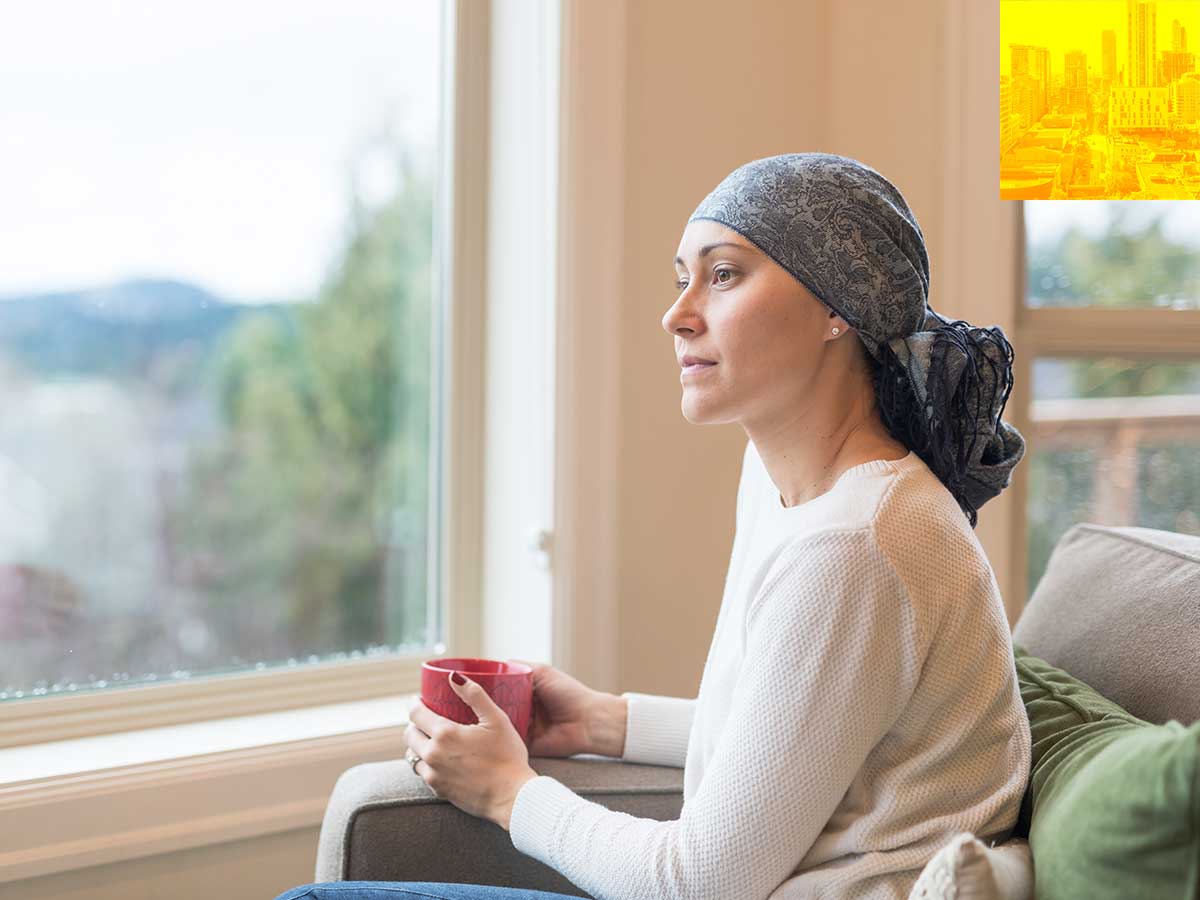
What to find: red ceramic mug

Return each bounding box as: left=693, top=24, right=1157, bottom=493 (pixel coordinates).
left=421, top=657, right=534, bottom=746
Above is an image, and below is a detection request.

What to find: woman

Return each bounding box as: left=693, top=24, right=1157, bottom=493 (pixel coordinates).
left=273, top=152, right=1031, bottom=899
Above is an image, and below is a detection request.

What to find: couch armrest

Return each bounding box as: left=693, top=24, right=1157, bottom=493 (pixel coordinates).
left=314, top=753, right=685, bottom=895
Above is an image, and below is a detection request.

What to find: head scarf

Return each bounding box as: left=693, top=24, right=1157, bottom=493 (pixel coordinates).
left=688, top=151, right=1025, bottom=523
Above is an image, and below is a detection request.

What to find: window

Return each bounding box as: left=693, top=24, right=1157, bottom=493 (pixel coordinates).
left=0, top=1, right=446, bottom=713
left=1019, top=201, right=1200, bottom=599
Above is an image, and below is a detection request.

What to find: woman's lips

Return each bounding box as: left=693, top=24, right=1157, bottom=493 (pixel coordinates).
left=681, top=362, right=716, bottom=376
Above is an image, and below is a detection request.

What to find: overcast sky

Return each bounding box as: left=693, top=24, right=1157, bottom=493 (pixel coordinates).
left=0, top=0, right=441, bottom=302
left=1025, top=200, right=1200, bottom=249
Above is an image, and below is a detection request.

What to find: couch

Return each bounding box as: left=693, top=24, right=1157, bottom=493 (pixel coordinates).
left=310, top=522, right=1200, bottom=897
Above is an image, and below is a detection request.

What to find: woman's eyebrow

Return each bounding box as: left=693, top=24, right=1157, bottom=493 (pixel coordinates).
left=673, top=242, right=748, bottom=266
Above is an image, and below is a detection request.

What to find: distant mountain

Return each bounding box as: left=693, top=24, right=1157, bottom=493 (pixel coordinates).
left=0, top=278, right=293, bottom=378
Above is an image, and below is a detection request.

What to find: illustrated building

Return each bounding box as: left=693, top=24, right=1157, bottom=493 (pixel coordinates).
left=1127, top=0, right=1158, bottom=87
left=1174, top=72, right=1200, bottom=123
left=1001, top=75, right=1022, bottom=156
left=1109, top=85, right=1169, bottom=128
left=1161, top=49, right=1196, bottom=85
left=1010, top=44, right=1052, bottom=120
left=1064, top=50, right=1090, bottom=113
left=1171, top=18, right=1188, bottom=52
left=1103, top=30, right=1118, bottom=86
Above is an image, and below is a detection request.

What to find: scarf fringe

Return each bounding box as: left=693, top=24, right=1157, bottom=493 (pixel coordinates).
left=871, top=317, right=1016, bottom=529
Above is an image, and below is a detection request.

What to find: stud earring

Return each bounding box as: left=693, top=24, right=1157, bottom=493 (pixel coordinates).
left=831, top=327, right=840, bottom=335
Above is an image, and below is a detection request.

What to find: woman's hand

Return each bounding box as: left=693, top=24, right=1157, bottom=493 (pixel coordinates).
left=506, top=657, right=605, bottom=758
left=405, top=672, right=538, bottom=831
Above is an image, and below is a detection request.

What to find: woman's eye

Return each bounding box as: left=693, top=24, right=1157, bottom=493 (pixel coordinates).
left=674, top=269, right=733, bottom=291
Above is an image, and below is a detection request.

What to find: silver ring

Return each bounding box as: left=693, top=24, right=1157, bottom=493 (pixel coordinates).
left=405, top=747, right=422, bottom=774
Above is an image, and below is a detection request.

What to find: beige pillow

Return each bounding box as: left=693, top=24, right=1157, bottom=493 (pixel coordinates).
left=907, top=833, right=1033, bottom=900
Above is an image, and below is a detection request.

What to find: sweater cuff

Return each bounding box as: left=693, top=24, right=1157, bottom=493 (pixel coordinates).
left=619, top=692, right=695, bottom=768
left=509, top=774, right=581, bottom=865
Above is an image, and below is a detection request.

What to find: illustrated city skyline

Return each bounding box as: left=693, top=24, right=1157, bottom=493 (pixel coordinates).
left=1000, top=0, right=1200, bottom=199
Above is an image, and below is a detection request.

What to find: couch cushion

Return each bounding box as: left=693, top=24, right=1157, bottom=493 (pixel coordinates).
left=1012, top=523, right=1200, bottom=725
left=1012, top=645, right=1200, bottom=899
left=907, top=832, right=1033, bottom=900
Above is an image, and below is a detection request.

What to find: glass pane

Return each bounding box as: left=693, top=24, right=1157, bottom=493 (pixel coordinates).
left=0, top=1, right=444, bottom=701
left=1025, top=201, right=1200, bottom=309
left=1026, top=356, right=1200, bottom=597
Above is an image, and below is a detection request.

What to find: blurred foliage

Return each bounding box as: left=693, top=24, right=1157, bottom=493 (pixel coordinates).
left=171, top=141, right=434, bottom=663
left=1139, top=445, right=1200, bottom=535
left=1023, top=206, right=1200, bottom=599
left=1026, top=448, right=1097, bottom=599
left=1027, top=205, right=1200, bottom=313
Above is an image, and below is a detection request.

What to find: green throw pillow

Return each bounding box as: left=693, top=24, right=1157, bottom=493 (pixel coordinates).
left=1013, top=644, right=1200, bottom=900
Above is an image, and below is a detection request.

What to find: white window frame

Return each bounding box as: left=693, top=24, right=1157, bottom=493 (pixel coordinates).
left=1007, top=203, right=1200, bottom=612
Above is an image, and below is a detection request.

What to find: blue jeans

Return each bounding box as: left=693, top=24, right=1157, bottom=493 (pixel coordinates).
left=272, top=883, right=589, bottom=900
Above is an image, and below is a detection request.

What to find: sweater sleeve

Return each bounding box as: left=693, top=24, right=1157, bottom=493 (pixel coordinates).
left=509, top=528, right=925, bottom=900
left=617, top=692, right=695, bottom=768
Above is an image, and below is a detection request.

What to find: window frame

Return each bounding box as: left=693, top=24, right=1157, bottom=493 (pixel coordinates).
left=1008, top=201, right=1200, bottom=611
left=0, top=0, right=491, bottom=750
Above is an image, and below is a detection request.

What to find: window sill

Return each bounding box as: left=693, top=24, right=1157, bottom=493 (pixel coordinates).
left=0, top=693, right=417, bottom=884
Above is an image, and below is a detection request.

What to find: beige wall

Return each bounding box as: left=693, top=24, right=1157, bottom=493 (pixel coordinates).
left=8, top=1, right=1016, bottom=897
left=1, top=829, right=318, bottom=900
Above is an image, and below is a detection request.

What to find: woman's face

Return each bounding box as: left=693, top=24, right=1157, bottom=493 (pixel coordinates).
left=663, top=219, right=845, bottom=428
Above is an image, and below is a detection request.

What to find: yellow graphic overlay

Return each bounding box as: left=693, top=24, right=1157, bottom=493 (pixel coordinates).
left=1001, top=0, right=1200, bottom=199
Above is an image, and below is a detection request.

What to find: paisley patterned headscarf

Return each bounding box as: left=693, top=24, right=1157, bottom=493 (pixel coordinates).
left=688, top=151, right=1025, bottom=528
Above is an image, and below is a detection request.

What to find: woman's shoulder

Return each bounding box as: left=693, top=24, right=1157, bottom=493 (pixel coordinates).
left=745, top=525, right=886, bottom=610
left=873, top=462, right=996, bottom=576
left=871, top=463, right=1007, bottom=634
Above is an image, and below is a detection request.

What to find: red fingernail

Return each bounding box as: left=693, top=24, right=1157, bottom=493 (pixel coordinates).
left=451, top=671, right=467, bottom=685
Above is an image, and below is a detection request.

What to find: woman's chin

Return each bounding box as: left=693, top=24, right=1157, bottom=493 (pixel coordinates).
left=680, top=398, right=724, bottom=425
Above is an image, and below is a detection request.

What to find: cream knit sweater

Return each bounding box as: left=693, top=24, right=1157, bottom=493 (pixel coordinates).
left=510, top=439, right=1031, bottom=899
